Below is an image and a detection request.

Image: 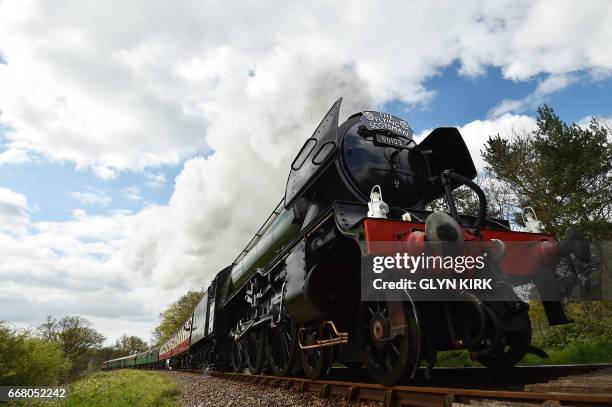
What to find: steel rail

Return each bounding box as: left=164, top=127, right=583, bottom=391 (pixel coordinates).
left=198, top=368, right=612, bottom=407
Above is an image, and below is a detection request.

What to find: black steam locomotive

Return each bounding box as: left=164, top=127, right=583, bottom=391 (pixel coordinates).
left=107, top=99, right=589, bottom=385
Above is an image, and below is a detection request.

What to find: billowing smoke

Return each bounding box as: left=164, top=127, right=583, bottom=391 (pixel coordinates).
left=123, top=60, right=373, bottom=288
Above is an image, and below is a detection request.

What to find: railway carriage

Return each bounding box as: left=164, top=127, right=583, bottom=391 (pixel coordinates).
left=159, top=317, right=193, bottom=369
left=106, top=98, right=591, bottom=386
left=133, top=348, right=159, bottom=369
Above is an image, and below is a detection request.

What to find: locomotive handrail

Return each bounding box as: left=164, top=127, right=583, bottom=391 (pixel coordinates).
left=441, top=170, right=487, bottom=231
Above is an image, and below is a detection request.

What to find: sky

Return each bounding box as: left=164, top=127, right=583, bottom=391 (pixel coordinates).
left=1, top=0, right=612, bottom=344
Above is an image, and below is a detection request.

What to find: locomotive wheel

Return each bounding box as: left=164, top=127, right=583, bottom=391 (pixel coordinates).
left=299, top=324, right=332, bottom=380
left=477, top=318, right=532, bottom=370
left=360, top=296, right=421, bottom=386
left=245, top=331, right=265, bottom=374
left=267, top=318, right=297, bottom=376
left=230, top=338, right=243, bottom=373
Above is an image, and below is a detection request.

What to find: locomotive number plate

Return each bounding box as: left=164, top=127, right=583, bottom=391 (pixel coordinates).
left=374, top=134, right=411, bottom=149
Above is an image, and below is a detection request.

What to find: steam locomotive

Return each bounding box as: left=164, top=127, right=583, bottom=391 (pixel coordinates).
left=104, top=99, right=589, bottom=386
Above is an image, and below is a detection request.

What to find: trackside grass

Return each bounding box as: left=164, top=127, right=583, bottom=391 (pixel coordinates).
left=435, top=338, right=612, bottom=367
left=13, top=369, right=180, bottom=407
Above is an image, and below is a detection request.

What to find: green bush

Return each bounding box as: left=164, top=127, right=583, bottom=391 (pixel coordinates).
left=530, top=301, right=612, bottom=350
left=0, top=322, right=71, bottom=386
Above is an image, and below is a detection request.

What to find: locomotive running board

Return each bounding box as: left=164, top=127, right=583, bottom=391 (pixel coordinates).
left=297, top=320, right=349, bottom=350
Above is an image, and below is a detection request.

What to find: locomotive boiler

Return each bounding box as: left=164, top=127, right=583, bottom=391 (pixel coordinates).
left=106, top=98, right=590, bottom=386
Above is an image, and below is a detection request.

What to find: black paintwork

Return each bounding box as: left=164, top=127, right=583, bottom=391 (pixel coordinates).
left=286, top=99, right=477, bottom=214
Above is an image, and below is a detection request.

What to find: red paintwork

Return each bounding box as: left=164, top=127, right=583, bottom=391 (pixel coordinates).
left=159, top=338, right=190, bottom=361
left=363, top=218, right=559, bottom=278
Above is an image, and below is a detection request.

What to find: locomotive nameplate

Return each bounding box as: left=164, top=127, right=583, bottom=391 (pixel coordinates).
left=361, top=111, right=413, bottom=139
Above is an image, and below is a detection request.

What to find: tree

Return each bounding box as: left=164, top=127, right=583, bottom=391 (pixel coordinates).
left=152, top=289, right=203, bottom=345
left=38, top=316, right=105, bottom=376
left=114, top=334, right=148, bottom=355
left=426, top=171, right=517, bottom=221
left=0, top=322, right=70, bottom=385
left=482, top=105, right=612, bottom=239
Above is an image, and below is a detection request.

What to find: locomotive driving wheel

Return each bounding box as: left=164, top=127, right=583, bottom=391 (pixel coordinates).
left=477, top=312, right=532, bottom=370
left=245, top=331, right=265, bottom=374
left=267, top=318, right=297, bottom=376
left=299, top=323, right=332, bottom=380
left=360, top=294, right=421, bottom=386
left=230, top=337, right=243, bottom=373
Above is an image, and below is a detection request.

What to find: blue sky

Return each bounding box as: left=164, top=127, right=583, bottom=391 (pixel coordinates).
left=388, top=64, right=612, bottom=131
left=0, top=159, right=182, bottom=221
left=1, top=0, right=612, bottom=342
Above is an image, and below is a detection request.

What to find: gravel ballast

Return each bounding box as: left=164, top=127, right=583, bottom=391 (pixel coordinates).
left=165, top=371, right=382, bottom=407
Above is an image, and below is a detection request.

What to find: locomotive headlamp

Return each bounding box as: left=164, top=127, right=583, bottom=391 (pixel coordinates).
left=367, top=185, right=389, bottom=219
left=522, top=207, right=544, bottom=233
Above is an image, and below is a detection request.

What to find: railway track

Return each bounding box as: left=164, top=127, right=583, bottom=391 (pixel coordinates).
left=170, top=364, right=612, bottom=406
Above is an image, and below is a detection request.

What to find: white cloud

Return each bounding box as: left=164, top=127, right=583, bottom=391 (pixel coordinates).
left=72, top=208, right=87, bottom=219
left=489, top=73, right=579, bottom=117
left=458, top=114, right=538, bottom=171
left=122, top=186, right=142, bottom=201
left=71, top=187, right=112, bottom=206
left=91, top=166, right=118, bottom=181
left=0, top=187, right=30, bottom=235
left=0, top=186, right=184, bottom=342
left=144, top=172, right=167, bottom=188
left=0, top=1, right=611, bottom=177
left=0, top=148, right=33, bottom=164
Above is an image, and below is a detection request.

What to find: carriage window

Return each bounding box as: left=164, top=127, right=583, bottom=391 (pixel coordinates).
left=291, top=138, right=317, bottom=170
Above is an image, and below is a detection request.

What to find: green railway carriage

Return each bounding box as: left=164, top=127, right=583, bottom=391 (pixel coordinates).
left=105, top=354, right=131, bottom=369
left=133, top=347, right=159, bottom=367
left=104, top=347, right=159, bottom=370
left=135, top=351, right=147, bottom=366
left=149, top=348, right=160, bottom=366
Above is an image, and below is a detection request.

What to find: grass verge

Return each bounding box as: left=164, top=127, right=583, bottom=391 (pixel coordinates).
left=435, top=338, right=612, bottom=367
left=13, top=369, right=180, bottom=407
